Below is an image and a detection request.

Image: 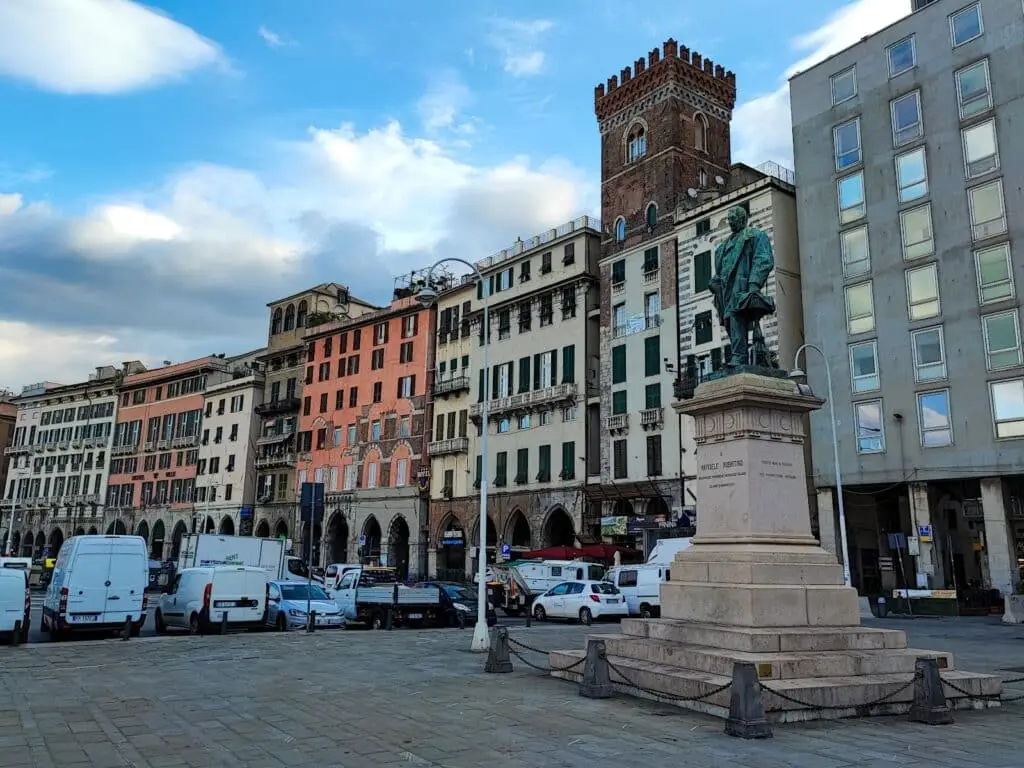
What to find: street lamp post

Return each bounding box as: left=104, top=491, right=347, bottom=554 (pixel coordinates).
left=306, top=416, right=330, bottom=630
left=790, top=343, right=852, bottom=588
left=415, top=260, right=491, bottom=652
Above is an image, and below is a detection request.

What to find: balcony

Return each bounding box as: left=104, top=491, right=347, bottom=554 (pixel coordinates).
left=256, top=452, right=296, bottom=469
left=645, top=314, right=662, bottom=330
left=258, top=427, right=296, bottom=445
left=643, top=267, right=660, bottom=284
left=3, top=444, right=30, bottom=456
left=111, top=444, right=136, bottom=456
left=606, top=414, right=629, bottom=434
left=469, top=382, right=577, bottom=420
left=256, top=397, right=301, bottom=416
left=172, top=435, right=200, bottom=449
left=58, top=441, right=70, bottom=450
left=640, top=407, right=664, bottom=429
left=432, top=375, right=471, bottom=397
left=428, top=437, right=469, bottom=456
left=612, top=324, right=629, bottom=339
left=611, top=281, right=625, bottom=296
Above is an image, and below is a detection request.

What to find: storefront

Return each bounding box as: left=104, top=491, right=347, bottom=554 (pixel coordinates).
left=601, top=508, right=695, bottom=558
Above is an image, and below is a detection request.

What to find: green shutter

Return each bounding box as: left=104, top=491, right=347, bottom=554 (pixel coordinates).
left=694, top=251, right=712, bottom=293
left=478, top=369, right=485, bottom=402
left=495, top=452, right=507, bottom=485
left=475, top=455, right=482, bottom=487
left=516, top=448, right=529, bottom=482
left=550, top=349, right=558, bottom=386
left=538, top=445, right=551, bottom=481
left=612, top=390, right=627, bottom=414
left=533, top=353, right=541, bottom=390
left=644, top=335, right=661, bottom=377
left=518, top=356, right=531, bottom=393
left=611, top=345, right=626, bottom=383
left=645, top=383, right=661, bottom=409
left=562, top=345, right=575, bottom=384
left=561, top=441, right=575, bottom=480
left=611, top=260, right=625, bottom=283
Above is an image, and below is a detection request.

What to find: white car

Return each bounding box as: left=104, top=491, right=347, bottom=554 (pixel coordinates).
left=531, top=580, right=629, bottom=625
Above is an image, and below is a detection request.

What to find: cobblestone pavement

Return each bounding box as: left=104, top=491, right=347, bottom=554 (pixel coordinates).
left=0, top=617, right=1020, bottom=767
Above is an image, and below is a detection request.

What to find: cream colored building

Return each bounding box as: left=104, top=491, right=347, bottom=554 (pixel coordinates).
left=195, top=352, right=265, bottom=536
left=428, top=217, right=603, bottom=578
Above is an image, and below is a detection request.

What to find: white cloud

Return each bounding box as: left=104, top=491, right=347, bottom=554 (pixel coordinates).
left=732, top=0, right=910, bottom=167
left=0, top=116, right=595, bottom=387
left=486, top=18, right=554, bottom=77
left=0, top=0, right=223, bottom=94
left=258, top=25, right=292, bottom=48
left=416, top=71, right=475, bottom=134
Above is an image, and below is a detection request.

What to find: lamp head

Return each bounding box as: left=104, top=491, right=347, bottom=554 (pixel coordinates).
left=414, top=285, right=439, bottom=308
left=788, top=368, right=806, bottom=380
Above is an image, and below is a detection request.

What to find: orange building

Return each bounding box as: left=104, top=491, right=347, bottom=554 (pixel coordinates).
left=298, top=274, right=440, bottom=578
left=106, top=356, right=240, bottom=559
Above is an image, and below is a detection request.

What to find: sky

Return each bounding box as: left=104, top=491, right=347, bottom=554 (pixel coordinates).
left=0, top=0, right=910, bottom=389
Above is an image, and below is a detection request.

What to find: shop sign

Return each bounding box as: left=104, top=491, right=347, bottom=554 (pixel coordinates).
left=600, top=516, right=627, bottom=536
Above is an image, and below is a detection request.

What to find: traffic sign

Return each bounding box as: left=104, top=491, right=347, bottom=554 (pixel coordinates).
left=358, top=535, right=366, bottom=546
left=500, top=543, right=511, bottom=558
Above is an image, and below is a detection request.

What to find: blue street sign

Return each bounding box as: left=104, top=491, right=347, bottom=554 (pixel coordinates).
left=358, top=535, right=366, bottom=546
left=500, top=543, right=511, bottom=558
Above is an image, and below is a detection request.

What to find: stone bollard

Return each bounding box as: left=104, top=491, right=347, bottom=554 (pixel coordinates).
left=724, top=662, right=772, bottom=739
left=579, top=638, right=612, bottom=699
left=484, top=627, right=513, bottom=673
left=220, top=611, right=229, bottom=635
left=123, top=615, right=133, bottom=641
left=909, top=657, right=953, bottom=725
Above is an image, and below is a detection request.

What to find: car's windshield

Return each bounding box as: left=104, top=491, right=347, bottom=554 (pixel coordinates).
left=280, top=584, right=330, bottom=601
left=442, top=584, right=473, bottom=601
left=591, top=583, right=620, bottom=595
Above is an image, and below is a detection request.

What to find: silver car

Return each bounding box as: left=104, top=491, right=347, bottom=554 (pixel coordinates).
left=265, top=581, right=344, bottom=631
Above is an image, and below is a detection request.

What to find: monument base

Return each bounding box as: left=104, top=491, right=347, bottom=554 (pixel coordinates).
left=549, top=619, right=1002, bottom=722
left=550, top=373, right=1001, bottom=721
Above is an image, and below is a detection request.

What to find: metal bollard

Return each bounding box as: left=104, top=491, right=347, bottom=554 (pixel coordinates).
left=457, top=611, right=466, bottom=630
left=221, top=610, right=228, bottom=635
left=307, top=610, right=317, bottom=633
left=11, top=620, right=21, bottom=647
left=484, top=627, right=513, bottom=673
left=123, top=615, right=132, bottom=641
left=724, top=662, right=772, bottom=739
left=525, top=610, right=531, bottom=628
left=909, top=657, right=953, bottom=725
left=385, top=607, right=394, bottom=631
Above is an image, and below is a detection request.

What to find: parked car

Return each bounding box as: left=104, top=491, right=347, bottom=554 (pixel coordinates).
left=604, top=564, right=670, bottom=618
left=0, top=565, right=30, bottom=644
left=264, top=580, right=344, bottom=631
left=41, top=535, right=149, bottom=640
left=531, top=580, right=629, bottom=625
left=155, top=565, right=268, bottom=634
left=412, top=581, right=497, bottom=627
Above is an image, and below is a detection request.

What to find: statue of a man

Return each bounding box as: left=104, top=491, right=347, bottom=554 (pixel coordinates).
left=708, top=205, right=776, bottom=370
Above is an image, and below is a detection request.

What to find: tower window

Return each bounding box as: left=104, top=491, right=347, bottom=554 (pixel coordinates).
left=627, top=125, right=647, bottom=162
left=695, top=114, right=708, bottom=151
left=615, top=217, right=627, bottom=242
left=699, top=168, right=708, bottom=187
left=646, top=203, right=658, bottom=229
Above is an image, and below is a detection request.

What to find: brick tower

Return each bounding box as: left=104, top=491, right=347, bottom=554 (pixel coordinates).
left=595, top=38, right=737, bottom=255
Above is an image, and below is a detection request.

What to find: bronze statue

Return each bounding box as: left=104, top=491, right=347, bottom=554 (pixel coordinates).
left=708, top=205, right=776, bottom=370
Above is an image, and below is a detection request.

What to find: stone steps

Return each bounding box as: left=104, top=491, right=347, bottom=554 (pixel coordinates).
left=548, top=649, right=1003, bottom=723
left=596, top=633, right=954, bottom=679
left=620, top=618, right=910, bottom=653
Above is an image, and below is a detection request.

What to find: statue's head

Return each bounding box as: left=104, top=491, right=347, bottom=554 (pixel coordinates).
left=726, top=205, right=748, bottom=233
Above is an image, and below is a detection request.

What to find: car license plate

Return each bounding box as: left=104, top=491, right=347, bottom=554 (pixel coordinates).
left=407, top=613, right=423, bottom=620
left=71, top=614, right=98, bottom=622
left=605, top=599, right=617, bottom=604
left=318, top=617, right=339, bottom=625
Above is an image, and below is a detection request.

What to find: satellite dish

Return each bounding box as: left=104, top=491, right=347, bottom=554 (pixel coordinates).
left=715, top=175, right=725, bottom=186
left=687, top=188, right=698, bottom=198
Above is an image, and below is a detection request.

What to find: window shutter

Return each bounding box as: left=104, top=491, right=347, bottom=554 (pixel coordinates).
left=397, top=379, right=403, bottom=399
left=475, top=455, right=482, bottom=484
left=550, top=350, right=557, bottom=386
left=506, top=267, right=514, bottom=288
left=644, top=335, right=661, bottom=376
left=477, top=279, right=483, bottom=300
left=478, top=369, right=485, bottom=402
left=488, top=276, right=494, bottom=296
left=491, top=366, right=499, bottom=400
left=562, top=345, right=575, bottom=384
left=436, top=415, right=444, bottom=440
left=458, top=410, right=468, bottom=438
left=412, top=314, right=419, bottom=335
left=518, top=356, right=531, bottom=393
left=533, top=353, right=541, bottom=390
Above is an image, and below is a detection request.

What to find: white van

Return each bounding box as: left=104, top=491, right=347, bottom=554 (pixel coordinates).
left=605, top=564, right=670, bottom=618
left=323, top=563, right=362, bottom=595
left=0, top=565, right=30, bottom=644
left=155, top=565, right=269, bottom=634
left=42, top=535, right=149, bottom=639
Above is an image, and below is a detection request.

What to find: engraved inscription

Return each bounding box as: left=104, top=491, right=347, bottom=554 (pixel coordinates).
left=758, top=458, right=798, bottom=481
left=702, top=458, right=746, bottom=489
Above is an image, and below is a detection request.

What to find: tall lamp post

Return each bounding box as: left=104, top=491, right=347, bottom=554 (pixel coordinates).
left=306, top=415, right=330, bottom=629
left=789, top=343, right=851, bottom=588
left=415, top=259, right=491, bottom=653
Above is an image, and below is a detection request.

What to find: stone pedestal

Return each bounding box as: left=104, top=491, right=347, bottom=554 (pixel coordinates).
left=550, top=373, right=1001, bottom=722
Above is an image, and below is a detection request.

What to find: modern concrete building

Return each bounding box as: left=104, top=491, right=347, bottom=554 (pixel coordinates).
left=298, top=273, right=437, bottom=579
left=790, top=0, right=1024, bottom=598
left=106, top=356, right=240, bottom=559
left=253, top=284, right=375, bottom=548
left=195, top=351, right=265, bottom=538
left=430, top=218, right=602, bottom=578
left=2, top=366, right=125, bottom=559
left=592, top=38, right=737, bottom=552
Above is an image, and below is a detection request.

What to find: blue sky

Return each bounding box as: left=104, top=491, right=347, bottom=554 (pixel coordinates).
left=0, top=0, right=907, bottom=386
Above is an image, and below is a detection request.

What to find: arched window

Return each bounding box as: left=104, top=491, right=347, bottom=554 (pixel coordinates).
left=695, top=113, right=708, bottom=152
left=283, top=304, right=296, bottom=331
left=626, top=125, right=647, bottom=163
left=614, top=217, right=627, bottom=242
left=271, top=308, right=283, bottom=335
left=646, top=203, right=658, bottom=229
left=699, top=168, right=708, bottom=187
left=296, top=300, right=308, bottom=328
